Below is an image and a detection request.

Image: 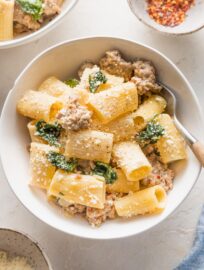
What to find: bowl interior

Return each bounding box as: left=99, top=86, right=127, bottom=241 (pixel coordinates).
left=128, top=0, right=204, bottom=35
left=0, top=37, right=202, bottom=239
left=0, top=0, right=77, bottom=49
left=0, top=229, right=50, bottom=269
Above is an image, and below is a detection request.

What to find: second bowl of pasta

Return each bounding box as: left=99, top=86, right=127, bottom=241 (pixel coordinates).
left=0, top=37, right=202, bottom=239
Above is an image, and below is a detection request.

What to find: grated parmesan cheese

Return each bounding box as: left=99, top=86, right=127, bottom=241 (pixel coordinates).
left=0, top=250, right=33, bottom=270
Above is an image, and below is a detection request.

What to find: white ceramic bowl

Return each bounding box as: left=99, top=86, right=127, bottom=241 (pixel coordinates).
left=0, top=37, right=203, bottom=239
left=127, top=0, right=204, bottom=35
left=0, top=228, right=52, bottom=269
left=0, top=0, right=78, bottom=49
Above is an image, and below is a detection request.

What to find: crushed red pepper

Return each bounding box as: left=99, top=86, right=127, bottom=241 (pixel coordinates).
left=147, top=0, right=195, bottom=27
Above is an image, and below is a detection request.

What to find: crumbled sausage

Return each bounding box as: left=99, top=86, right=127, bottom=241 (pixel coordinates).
left=56, top=97, right=92, bottom=131
left=99, top=50, right=133, bottom=81
left=13, top=0, right=62, bottom=33
left=131, top=60, right=162, bottom=95
left=57, top=199, right=86, bottom=215
left=57, top=194, right=120, bottom=227
left=141, top=145, right=175, bottom=192
left=43, top=0, right=62, bottom=17
left=86, top=193, right=118, bottom=226
left=14, top=3, right=41, bottom=31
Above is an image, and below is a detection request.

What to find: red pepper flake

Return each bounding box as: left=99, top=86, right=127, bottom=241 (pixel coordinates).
left=147, top=0, right=195, bottom=27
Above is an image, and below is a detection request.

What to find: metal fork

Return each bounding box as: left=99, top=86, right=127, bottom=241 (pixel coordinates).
left=159, top=82, right=204, bottom=167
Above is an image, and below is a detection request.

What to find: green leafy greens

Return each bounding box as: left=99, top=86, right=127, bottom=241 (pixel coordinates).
left=35, top=120, right=62, bottom=147
left=89, top=71, right=107, bottom=93
left=16, top=0, right=43, bottom=20
left=137, top=120, right=165, bottom=147
left=64, top=79, right=79, bottom=88
left=47, top=151, right=77, bottom=172
left=92, top=162, right=117, bottom=184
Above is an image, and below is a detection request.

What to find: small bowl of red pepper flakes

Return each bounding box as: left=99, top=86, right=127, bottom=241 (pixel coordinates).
left=127, top=0, right=204, bottom=35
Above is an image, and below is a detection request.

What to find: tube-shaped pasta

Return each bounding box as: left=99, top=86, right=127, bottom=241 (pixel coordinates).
left=0, top=0, right=14, bottom=41
left=88, top=82, right=138, bottom=124
left=113, top=141, right=152, bottom=181
left=48, top=170, right=105, bottom=209
left=115, top=185, right=166, bottom=217
left=106, top=169, right=139, bottom=193
left=17, top=90, right=63, bottom=122
left=90, top=113, right=136, bottom=142
left=38, top=76, right=70, bottom=97
left=27, top=120, right=45, bottom=143
left=155, top=114, right=187, bottom=163
left=133, top=95, right=167, bottom=131
left=65, top=130, right=113, bottom=163
left=30, top=143, right=57, bottom=190
left=58, top=87, right=89, bottom=106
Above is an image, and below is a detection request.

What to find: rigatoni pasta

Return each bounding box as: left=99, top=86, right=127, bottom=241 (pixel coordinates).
left=90, top=113, right=136, bottom=142
left=38, top=76, right=70, bottom=97
left=133, top=95, right=167, bottom=131
left=29, top=142, right=57, bottom=190
left=17, top=50, right=187, bottom=227
left=115, top=185, right=166, bottom=217
left=0, top=0, right=14, bottom=41
left=106, top=169, right=139, bottom=193
left=155, top=114, right=187, bottom=163
left=48, top=170, right=105, bottom=209
left=17, top=90, right=63, bottom=122
left=65, top=130, right=113, bottom=163
left=88, top=82, right=138, bottom=124
left=113, top=141, right=152, bottom=181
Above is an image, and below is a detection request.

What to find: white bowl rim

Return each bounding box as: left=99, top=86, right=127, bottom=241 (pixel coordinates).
left=0, top=227, right=53, bottom=269
left=0, top=0, right=78, bottom=49
left=0, top=36, right=203, bottom=239
left=127, top=0, right=204, bottom=35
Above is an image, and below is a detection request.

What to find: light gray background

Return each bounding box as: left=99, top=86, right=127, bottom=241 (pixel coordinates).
left=0, top=0, right=204, bottom=269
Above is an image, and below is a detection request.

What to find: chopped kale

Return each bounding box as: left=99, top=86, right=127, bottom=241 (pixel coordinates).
left=64, top=79, right=79, bottom=88
left=137, top=120, right=165, bottom=147
left=92, top=162, right=117, bottom=184
left=16, top=0, right=43, bottom=20
left=35, top=120, right=62, bottom=147
left=89, top=71, right=107, bottom=93
left=47, top=151, right=77, bottom=172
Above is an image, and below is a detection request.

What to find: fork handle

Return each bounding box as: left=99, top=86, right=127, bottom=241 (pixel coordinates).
left=192, top=141, right=204, bottom=167
left=174, top=117, right=204, bottom=167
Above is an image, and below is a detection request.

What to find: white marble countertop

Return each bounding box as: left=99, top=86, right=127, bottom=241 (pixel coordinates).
left=0, top=0, right=204, bottom=269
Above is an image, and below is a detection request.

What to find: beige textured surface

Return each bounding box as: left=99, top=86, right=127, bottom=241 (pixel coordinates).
left=0, top=0, right=204, bottom=269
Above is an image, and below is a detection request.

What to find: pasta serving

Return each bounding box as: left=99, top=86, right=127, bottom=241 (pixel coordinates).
left=17, top=50, right=187, bottom=227
left=0, top=0, right=63, bottom=41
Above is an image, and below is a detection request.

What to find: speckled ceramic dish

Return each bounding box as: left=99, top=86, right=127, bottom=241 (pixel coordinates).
left=0, top=228, right=52, bottom=269
left=127, top=0, right=204, bottom=35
